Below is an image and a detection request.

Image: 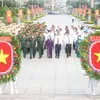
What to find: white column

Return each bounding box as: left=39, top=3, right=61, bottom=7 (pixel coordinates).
left=0, top=85, right=2, bottom=94
left=17, top=14, right=21, bottom=24
left=82, top=14, right=84, bottom=19
left=2, top=0, right=3, bottom=7
left=34, top=13, right=36, bottom=18
left=91, top=0, right=94, bottom=8
left=52, top=0, right=55, bottom=10
left=10, top=81, right=14, bottom=94
left=88, top=15, right=91, bottom=22
left=27, top=15, right=30, bottom=21
left=97, top=16, right=100, bottom=26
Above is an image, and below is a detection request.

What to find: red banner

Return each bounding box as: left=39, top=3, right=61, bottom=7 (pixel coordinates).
left=88, top=9, right=91, bottom=15
left=80, top=8, right=82, bottom=15
left=0, top=36, right=12, bottom=42
left=83, top=10, right=86, bottom=16
left=95, top=10, right=99, bottom=19
left=6, top=10, right=12, bottom=23
left=78, top=8, right=80, bottom=14
left=38, top=6, right=40, bottom=14
left=84, top=4, right=88, bottom=10
left=31, top=5, right=34, bottom=16
left=75, top=8, right=77, bottom=12
left=36, top=8, right=38, bottom=15
left=0, top=42, right=13, bottom=75
left=41, top=8, right=43, bottom=14
left=90, top=36, right=100, bottom=42
left=18, top=9, right=23, bottom=19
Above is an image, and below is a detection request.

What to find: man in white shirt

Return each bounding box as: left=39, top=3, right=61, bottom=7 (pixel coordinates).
left=63, top=32, right=73, bottom=58
left=54, top=32, right=62, bottom=59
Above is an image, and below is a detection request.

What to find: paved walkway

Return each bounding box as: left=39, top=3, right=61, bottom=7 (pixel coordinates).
left=0, top=94, right=100, bottom=100
left=16, top=49, right=90, bottom=95
left=1, top=15, right=100, bottom=100
left=2, top=48, right=100, bottom=96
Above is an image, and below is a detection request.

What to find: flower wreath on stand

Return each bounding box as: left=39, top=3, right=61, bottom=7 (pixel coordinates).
left=0, top=32, right=21, bottom=84
left=79, top=31, right=100, bottom=80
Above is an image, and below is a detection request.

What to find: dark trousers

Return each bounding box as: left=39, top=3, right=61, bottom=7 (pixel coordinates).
left=69, top=44, right=72, bottom=56
left=55, top=44, right=61, bottom=58
left=38, top=47, right=43, bottom=58
left=65, top=44, right=71, bottom=57
left=73, top=42, right=75, bottom=50
left=22, top=47, right=27, bottom=58
left=30, top=47, right=36, bottom=58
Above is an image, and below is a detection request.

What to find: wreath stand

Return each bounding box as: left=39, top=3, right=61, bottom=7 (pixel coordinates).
left=88, top=78, right=99, bottom=95
left=0, top=80, right=17, bottom=94
left=0, top=33, right=21, bottom=94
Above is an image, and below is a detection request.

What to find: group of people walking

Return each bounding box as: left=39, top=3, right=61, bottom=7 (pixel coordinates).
left=17, top=22, right=95, bottom=59
left=45, top=24, right=94, bottom=59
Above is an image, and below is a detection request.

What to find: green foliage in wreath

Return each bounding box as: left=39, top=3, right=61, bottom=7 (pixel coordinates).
left=0, top=32, right=21, bottom=84
left=79, top=31, right=100, bottom=80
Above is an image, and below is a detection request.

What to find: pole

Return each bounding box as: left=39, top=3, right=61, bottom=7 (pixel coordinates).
left=2, top=0, right=3, bottom=7
left=52, top=0, right=54, bottom=11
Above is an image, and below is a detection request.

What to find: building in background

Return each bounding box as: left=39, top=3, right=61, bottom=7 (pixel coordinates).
left=48, top=0, right=66, bottom=10
left=55, top=0, right=66, bottom=8
left=94, top=0, right=100, bottom=7
left=91, top=0, right=100, bottom=8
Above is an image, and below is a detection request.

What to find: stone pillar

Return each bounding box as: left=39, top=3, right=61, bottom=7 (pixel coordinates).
left=76, top=12, right=78, bottom=16
left=82, top=14, right=84, bottom=19
left=0, top=85, right=2, bottom=94
left=34, top=12, right=36, bottom=18
left=38, top=13, right=39, bottom=17
left=97, top=15, right=100, bottom=26
left=17, top=14, right=21, bottom=24
left=27, top=15, right=30, bottom=21
left=88, top=15, right=91, bottom=22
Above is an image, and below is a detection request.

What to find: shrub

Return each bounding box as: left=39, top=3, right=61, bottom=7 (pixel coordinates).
left=24, top=20, right=33, bottom=24
left=12, top=16, right=18, bottom=23
left=0, top=6, right=9, bottom=17
left=84, top=21, right=94, bottom=24
left=91, top=26, right=100, bottom=29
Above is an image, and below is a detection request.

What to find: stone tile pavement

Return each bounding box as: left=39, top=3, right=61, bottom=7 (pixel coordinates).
left=0, top=94, right=100, bottom=100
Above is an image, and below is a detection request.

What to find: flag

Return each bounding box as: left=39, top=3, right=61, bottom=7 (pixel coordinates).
left=95, top=9, right=99, bottom=19
left=84, top=4, right=88, bottom=10
left=36, top=7, right=38, bottom=15
left=83, top=10, right=86, bottom=16
left=89, top=41, right=100, bottom=71
left=80, top=8, right=82, bottom=15
left=31, top=5, right=34, bottom=16
left=18, top=9, right=23, bottom=19
left=0, top=42, right=13, bottom=75
left=6, top=10, right=12, bottom=23
left=88, top=9, right=91, bottom=15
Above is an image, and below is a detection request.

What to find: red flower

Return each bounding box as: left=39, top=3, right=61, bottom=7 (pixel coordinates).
left=10, top=71, right=14, bottom=75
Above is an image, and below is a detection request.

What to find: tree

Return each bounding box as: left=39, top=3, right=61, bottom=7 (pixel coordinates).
left=23, top=0, right=48, bottom=8
left=96, top=4, right=100, bottom=9
left=66, top=0, right=90, bottom=8
left=0, top=0, right=20, bottom=7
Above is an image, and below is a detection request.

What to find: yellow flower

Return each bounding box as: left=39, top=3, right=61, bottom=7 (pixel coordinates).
left=14, top=47, right=16, bottom=50
left=87, top=68, right=92, bottom=72
left=14, top=66, right=17, bottom=71
left=6, top=74, right=9, bottom=79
